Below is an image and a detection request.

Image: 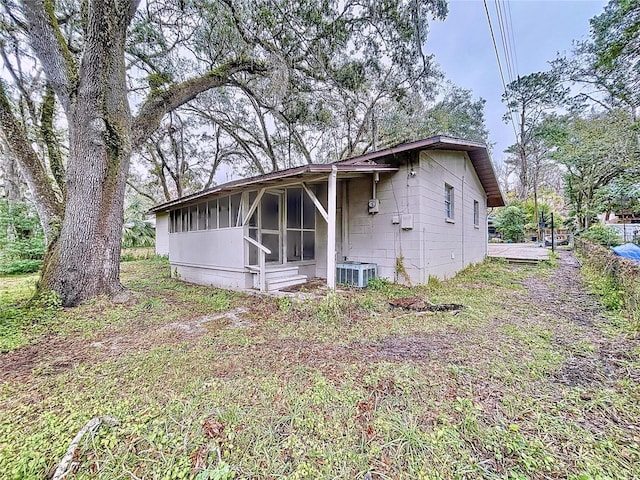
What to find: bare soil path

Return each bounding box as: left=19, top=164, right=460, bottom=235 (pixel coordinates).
left=525, top=250, right=640, bottom=387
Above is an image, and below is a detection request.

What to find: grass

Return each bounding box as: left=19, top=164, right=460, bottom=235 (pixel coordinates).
left=1, top=256, right=639, bottom=479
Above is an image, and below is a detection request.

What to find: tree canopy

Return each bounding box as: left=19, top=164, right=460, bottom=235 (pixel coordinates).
left=0, top=0, right=463, bottom=305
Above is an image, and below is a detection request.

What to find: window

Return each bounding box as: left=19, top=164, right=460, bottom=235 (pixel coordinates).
left=473, top=200, right=479, bottom=227
left=445, top=184, right=454, bottom=220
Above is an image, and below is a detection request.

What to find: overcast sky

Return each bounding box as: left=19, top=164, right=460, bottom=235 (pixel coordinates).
left=427, top=0, right=608, bottom=165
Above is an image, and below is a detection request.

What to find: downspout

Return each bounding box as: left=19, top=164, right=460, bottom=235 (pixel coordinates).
left=461, top=174, right=465, bottom=268
left=342, top=180, right=349, bottom=261
left=327, top=166, right=338, bottom=289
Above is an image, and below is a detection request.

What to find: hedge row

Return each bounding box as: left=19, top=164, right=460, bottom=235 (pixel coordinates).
left=575, top=238, right=640, bottom=330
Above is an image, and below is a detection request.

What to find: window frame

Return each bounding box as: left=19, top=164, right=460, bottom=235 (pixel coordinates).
left=285, top=187, right=316, bottom=262
left=444, top=183, right=454, bottom=221
left=473, top=200, right=480, bottom=227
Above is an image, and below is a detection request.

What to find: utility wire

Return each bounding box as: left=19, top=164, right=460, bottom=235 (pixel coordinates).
left=483, top=0, right=519, bottom=140
left=495, top=0, right=515, bottom=85
left=505, top=0, right=520, bottom=79
left=495, top=0, right=521, bottom=132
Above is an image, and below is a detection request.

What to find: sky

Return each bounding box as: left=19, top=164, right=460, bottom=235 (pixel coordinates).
left=427, top=0, right=608, bottom=165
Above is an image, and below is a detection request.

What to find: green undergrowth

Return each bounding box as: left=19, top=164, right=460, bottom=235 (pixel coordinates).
left=0, top=274, right=59, bottom=352
left=581, top=264, right=626, bottom=311
left=1, top=257, right=639, bottom=478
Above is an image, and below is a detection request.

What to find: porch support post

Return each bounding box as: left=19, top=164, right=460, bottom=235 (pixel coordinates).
left=242, top=188, right=265, bottom=226
left=302, top=182, right=328, bottom=223
left=327, top=165, right=338, bottom=289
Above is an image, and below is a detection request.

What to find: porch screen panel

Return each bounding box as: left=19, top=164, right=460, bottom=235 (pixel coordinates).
left=287, top=232, right=302, bottom=262
left=262, top=233, right=279, bottom=262
left=181, top=208, right=189, bottom=232
left=231, top=194, right=242, bottom=227
left=262, top=194, right=279, bottom=231
left=174, top=210, right=182, bottom=232
left=286, top=187, right=315, bottom=261
left=198, top=203, right=207, bottom=230
left=207, top=200, right=218, bottom=229
left=219, top=197, right=230, bottom=228
left=303, top=192, right=315, bottom=229
left=287, top=189, right=302, bottom=229
left=248, top=227, right=258, bottom=265
left=189, top=206, right=198, bottom=231
left=248, top=191, right=258, bottom=227
left=248, top=191, right=259, bottom=265
left=303, top=231, right=315, bottom=259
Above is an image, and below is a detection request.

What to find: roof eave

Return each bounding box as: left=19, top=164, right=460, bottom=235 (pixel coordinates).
left=148, top=164, right=398, bottom=213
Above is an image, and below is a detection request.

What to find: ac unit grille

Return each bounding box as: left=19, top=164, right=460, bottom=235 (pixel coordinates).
left=336, top=262, right=377, bottom=288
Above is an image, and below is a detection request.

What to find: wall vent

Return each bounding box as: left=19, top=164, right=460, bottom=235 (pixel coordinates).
left=336, top=262, right=377, bottom=288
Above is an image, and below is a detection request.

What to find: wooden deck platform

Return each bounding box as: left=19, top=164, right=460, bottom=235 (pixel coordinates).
left=487, top=243, right=550, bottom=264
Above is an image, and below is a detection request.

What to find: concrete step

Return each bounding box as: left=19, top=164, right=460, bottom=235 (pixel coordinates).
left=247, top=265, right=300, bottom=279
left=267, top=274, right=308, bottom=291
left=502, top=258, right=543, bottom=265
left=249, top=265, right=302, bottom=290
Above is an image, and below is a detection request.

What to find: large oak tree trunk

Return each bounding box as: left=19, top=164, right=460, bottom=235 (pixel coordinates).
left=39, top=3, right=132, bottom=306
left=11, top=0, right=259, bottom=306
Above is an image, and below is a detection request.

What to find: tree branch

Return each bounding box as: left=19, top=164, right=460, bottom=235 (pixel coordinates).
left=131, top=59, right=268, bottom=149
left=126, top=179, right=158, bottom=204
left=22, top=0, right=77, bottom=112
left=0, top=81, right=62, bottom=237
left=40, top=84, right=66, bottom=196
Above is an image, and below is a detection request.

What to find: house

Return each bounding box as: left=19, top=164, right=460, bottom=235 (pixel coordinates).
left=150, top=136, right=505, bottom=292
left=602, top=211, right=640, bottom=243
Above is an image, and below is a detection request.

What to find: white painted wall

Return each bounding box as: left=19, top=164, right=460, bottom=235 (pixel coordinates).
left=344, top=168, right=423, bottom=283
left=155, top=213, right=169, bottom=256
left=343, top=150, right=488, bottom=283
left=159, top=148, right=490, bottom=289
left=418, top=150, right=487, bottom=280
left=168, top=227, right=251, bottom=289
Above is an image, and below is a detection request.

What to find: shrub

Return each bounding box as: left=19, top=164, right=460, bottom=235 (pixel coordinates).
left=0, top=200, right=45, bottom=275
left=575, top=238, right=640, bottom=330
left=0, top=259, right=43, bottom=275
left=579, top=224, right=621, bottom=246
left=494, top=205, right=526, bottom=243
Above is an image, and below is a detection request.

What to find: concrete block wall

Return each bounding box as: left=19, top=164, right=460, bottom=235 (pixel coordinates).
left=418, top=150, right=488, bottom=280
left=343, top=149, right=489, bottom=284
left=343, top=167, right=423, bottom=283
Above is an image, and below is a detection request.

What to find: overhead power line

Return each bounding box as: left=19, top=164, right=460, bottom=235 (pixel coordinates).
left=504, top=0, right=520, bottom=78
left=495, top=0, right=516, bottom=86
left=483, top=0, right=519, bottom=142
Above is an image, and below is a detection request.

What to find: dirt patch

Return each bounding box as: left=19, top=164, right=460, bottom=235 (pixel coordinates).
left=360, top=334, right=458, bottom=361
left=0, top=307, right=255, bottom=383
left=0, top=335, right=95, bottom=383
left=554, top=356, right=610, bottom=387
left=389, top=297, right=464, bottom=312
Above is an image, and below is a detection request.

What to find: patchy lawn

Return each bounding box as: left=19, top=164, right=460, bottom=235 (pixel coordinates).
left=1, top=254, right=639, bottom=479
